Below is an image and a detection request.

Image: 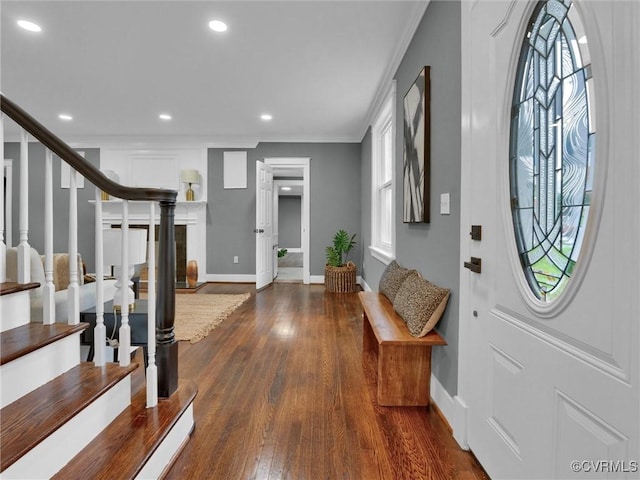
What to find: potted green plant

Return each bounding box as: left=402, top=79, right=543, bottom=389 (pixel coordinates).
left=324, top=229, right=357, bottom=293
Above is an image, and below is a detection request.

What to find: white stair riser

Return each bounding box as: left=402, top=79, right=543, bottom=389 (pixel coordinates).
left=136, top=403, right=195, bottom=480
left=0, top=333, right=81, bottom=408
left=1, top=375, right=131, bottom=479
left=0, top=292, right=31, bottom=332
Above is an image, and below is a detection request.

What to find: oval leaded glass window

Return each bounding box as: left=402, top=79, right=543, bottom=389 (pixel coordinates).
left=510, top=0, right=595, bottom=302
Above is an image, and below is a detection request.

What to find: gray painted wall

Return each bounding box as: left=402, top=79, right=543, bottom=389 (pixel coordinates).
left=5, top=142, right=101, bottom=271
left=207, top=142, right=361, bottom=276
left=278, top=196, right=301, bottom=249
left=360, top=0, right=462, bottom=397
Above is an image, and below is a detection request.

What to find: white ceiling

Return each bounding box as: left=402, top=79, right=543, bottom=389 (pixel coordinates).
left=1, top=1, right=426, bottom=146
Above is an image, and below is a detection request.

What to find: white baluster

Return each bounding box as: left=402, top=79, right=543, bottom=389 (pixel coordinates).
left=146, top=202, right=158, bottom=408
left=118, top=201, right=131, bottom=367
left=94, top=188, right=106, bottom=366
left=17, top=129, right=30, bottom=283
left=42, top=150, right=55, bottom=324
left=0, top=113, right=5, bottom=283
left=67, top=165, right=80, bottom=324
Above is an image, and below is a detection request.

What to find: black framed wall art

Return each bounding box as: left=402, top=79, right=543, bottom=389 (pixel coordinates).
left=403, top=66, right=431, bottom=223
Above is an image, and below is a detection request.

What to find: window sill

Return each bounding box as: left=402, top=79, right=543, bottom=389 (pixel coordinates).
left=368, top=245, right=394, bottom=265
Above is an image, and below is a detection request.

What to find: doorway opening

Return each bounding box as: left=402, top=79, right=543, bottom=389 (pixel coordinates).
left=274, top=178, right=303, bottom=283
left=256, top=157, right=309, bottom=286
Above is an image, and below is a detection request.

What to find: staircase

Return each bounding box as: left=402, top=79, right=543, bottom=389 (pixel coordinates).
left=0, top=96, right=197, bottom=479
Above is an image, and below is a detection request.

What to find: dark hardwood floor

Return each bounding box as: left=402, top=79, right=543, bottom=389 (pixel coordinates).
left=162, top=283, right=488, bottom=480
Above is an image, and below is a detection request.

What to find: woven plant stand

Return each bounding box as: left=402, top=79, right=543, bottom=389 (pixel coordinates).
left=324, top=261, right=357, bottom=293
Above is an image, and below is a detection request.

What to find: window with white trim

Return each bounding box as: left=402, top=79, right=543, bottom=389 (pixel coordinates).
left=370, top=83, right=395, bottom=264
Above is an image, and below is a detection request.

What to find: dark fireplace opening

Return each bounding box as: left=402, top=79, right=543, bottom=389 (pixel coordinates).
left=111, top=224, right=187, bottom=284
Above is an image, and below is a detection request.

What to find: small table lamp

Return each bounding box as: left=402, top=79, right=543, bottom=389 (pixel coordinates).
left=103, top=228, right=147, bottom=311
left=181, top=169, right=200, bottom=201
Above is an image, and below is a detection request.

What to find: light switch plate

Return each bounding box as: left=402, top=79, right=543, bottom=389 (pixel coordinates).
left=440, top=193, right=450, bottom=215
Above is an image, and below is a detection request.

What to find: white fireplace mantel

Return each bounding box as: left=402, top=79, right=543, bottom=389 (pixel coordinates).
left=95, top=200, right=207, bottom=282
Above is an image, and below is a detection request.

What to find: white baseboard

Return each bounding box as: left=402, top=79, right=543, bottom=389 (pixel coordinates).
left=206, top=274, right=256, bottom=283
left=430, top=374, right=469, bottom=451
left=205, top=274, right=369, bottom=288
left=360, top=278, right=372, bottom=291
left=453, top=395, right=469, bottom=450
left=430, top=373, right=455, bottom=426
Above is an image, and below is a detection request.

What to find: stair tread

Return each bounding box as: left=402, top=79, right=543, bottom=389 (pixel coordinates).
left=0, top=322, right=89, bottom=365
left=0, top=281, right=41, bottom=297
left=53, top=379, right=197, bottom=480
left=0, top=361, right=138, bottom=472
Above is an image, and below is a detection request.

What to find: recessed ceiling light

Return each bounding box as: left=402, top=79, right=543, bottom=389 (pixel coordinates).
left=159, top=113, right=172, bottom=120
left=281, top=187, right=292, bottom=191
left=58, top=114, right=73, bottom=121
left=578, top=35, right=587, bottom=44
left=17, top=20, right=42, bottom=32
left=209, top=20, right=228, bottom=33
left=261, top=114, right=273, bottom=121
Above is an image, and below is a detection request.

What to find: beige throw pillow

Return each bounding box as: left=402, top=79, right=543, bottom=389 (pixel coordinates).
left=393, top=272, right=450, bottom=337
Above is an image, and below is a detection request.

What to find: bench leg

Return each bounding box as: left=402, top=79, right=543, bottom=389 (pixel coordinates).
left=377, top=344, right=433, bottom=406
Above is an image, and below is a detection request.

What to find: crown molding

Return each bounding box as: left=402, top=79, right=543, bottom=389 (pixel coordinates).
left=359, top=0, right=430, bottom=142
left=2, top=133, right=361, bottom=149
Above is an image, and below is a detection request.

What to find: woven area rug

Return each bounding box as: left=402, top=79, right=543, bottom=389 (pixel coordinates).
left=174, top=293, right=250, bottom=343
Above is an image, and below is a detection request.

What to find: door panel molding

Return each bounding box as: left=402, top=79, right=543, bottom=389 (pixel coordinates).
left=492, top=306, right=629, bottom=383
left=488, top=344, right=524, bottom=458
left=489, top=0, right=518, bottom=38
left=553, top=390, right=629, bottom=478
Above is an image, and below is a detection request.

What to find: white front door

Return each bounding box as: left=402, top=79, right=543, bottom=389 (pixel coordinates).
left=459, top=1, right=639, bottom=478
left=255, top=160, right=273, bottom=290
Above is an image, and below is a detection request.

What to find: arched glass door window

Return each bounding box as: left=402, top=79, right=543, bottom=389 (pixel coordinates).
left=510, top=0, right=595, bottom=302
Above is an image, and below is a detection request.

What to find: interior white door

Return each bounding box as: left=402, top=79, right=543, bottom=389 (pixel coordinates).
left=459, top=1, right=639, bottom=478
left=255, top=160, right=274, bottom=290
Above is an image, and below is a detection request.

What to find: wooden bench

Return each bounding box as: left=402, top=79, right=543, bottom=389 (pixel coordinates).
left=359, top=291, right=447, bottom=407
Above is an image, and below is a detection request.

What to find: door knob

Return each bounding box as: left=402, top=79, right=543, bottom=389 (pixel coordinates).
left=463, top=257, right=482, bottom=273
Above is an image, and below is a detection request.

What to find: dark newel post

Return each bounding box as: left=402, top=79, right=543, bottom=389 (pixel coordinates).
left=157, top=200, right=178, bottom=397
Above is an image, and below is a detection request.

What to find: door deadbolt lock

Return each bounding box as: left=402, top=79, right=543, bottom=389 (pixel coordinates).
left=470, top=225, right=482, bottom=241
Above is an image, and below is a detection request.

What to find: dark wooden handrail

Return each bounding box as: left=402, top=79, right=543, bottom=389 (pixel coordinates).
left=2, top=93, right=179, bottom=398
left=0, top=94, right=176, bottom=203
